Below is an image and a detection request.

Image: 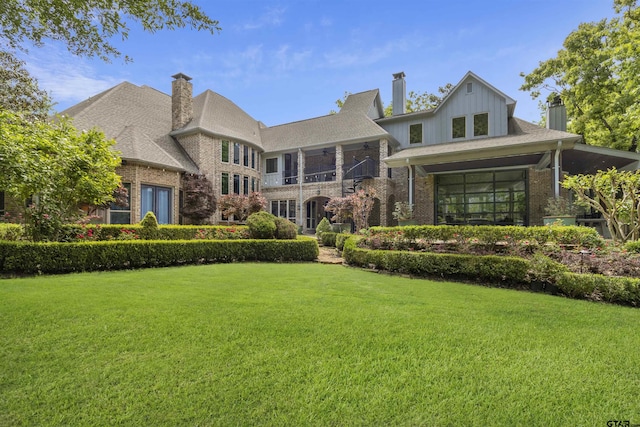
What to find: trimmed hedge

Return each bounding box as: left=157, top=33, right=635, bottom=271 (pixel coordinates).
left=335, top=233, right=350, bottom=251
left=343, top=236, right=529, bottom=285
left=367, top=225, right=605, bottom=249
left=342, top=236, right=640, bottom=307
left=58, top=224, right=250, bottom=241
left=0, top=237, right=319, bottom=275
left=320, top=232, right=337, bottom=247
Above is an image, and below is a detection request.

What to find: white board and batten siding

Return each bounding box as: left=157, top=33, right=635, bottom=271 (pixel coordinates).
left=382, top=76, right=510, bottom=149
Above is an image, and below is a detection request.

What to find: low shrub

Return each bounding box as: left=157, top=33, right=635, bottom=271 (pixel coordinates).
left=140, top=212, right=160, bottom=240
left=336, top=233, right=350, bottom=251
left=0, top=237, right=319, bottom=275
left=366, top=225, right=604, bottom=249
left=342, top=235, right=640, bottom=307
left=320, top=232, right=337, bottom=247
left=0, top=223, right=24, bottom=241
left=274, top=217, right=298, bottom=240
left=58, top=224, right=250, bottom=242
left=316, top=217, right=332, bottom=238
left=557, top=272, right=640, bottom=306
left=246, top=211, right=277, bottom=239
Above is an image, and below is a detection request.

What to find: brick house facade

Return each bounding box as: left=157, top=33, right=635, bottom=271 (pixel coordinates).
left=51, top=71, right=640, bottom=232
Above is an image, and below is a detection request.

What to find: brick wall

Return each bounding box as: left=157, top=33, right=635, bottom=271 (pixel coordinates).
left=528, top=167, right=552, bottom=226
left=116, top=163, right=181, bottom=224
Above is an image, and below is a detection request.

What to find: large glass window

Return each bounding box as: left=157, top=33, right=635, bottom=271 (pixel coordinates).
left=233, top=174, right=240, bottom=194
left=271, top=199, right=296, bottom=222
left=110, top=183, right=131, bottom=224
left=141, top=184, right=172, bottom=224
left=436, top=170, right=527, bottom=226
left=221, top=173, right=229, bottom=195
left=233, top=143, right=240, bottom=165
left=251, top=150, right=256, bottom=169
left=243, top=146, right=249, bottom=167
left=221, top=140, right=229, bottom=163
left=243, top=176, right=249, bottom=195
left=409, top=123, right=423, bottom=144
left=452, top=116, right=466, bottom=139
left=474, top=113, right=489, bottom=137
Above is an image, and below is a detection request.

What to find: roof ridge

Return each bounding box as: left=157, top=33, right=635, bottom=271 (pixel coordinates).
left=58, top=81, right=136, bottom=119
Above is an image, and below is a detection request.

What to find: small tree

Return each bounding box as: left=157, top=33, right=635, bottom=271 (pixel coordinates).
left=247, top=192, right=267, bottom=216
left=562, top=168, right=640, bottom=242
left=182, top=173, right=216, bottom=224
left=0, top=110, right=121, bottom=241
left=351, top=188, right=377, bottom=231
left=218, top=192, right=265, bottom=223
left=324, top=196, right=353, bottom=223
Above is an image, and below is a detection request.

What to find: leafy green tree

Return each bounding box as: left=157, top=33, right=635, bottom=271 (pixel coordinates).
left=0, top=51, right=51, bottom=120
left=0, top=110, right=121, bottom=240
left=0, top=0, right=220, bottom=62
left=563, top=168, right=640, bottom=242
left=520, top=0, right=640, bottom=150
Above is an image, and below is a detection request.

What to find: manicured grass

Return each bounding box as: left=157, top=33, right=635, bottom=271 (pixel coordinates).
left=1, top=264, right=639, bottom=426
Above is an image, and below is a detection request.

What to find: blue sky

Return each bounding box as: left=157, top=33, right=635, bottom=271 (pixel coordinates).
left=22, top=0, right=616, bottom=127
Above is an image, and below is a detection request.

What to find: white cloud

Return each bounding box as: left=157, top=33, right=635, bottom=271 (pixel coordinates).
left=239, top=7, right=286, bottom=31
left=19, top=48, right=122, bottom=111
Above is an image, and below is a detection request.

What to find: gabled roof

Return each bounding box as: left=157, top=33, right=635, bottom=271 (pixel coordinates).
left=339, top=89, right=384, bottom=119
left=171, top=90, right=263, bottom=147
left=434, top=71, right=516, bottom=117
left=59, top=82, right=198, bottom=172
left=383, top=117, right=581, bottom=167
left=260, top=111, right=392, bottom=153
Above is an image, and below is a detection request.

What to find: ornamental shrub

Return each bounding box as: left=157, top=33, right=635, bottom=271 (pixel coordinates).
left=246, top=211, right=277, bottom=239
left=140, top=211, right=159, bottom=239
left=274, top=217, right=297, bottom=240
left=316, top=217, right=331, bottom=238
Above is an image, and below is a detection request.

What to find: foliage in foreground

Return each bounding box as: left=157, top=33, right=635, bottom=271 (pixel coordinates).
left=0, top=110, right=121, bottom=241
left=563, top=168, right=640, bottom=242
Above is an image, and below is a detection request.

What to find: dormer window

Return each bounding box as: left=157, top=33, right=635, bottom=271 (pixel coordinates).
left=452, top=116, right=466, bottom=139
left=409, top=123, right=423, bottom=144
left=474, top=113, right=489, bottom=136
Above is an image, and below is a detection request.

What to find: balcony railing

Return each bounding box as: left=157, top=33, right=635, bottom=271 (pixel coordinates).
left=303, top=164, right=336, bottom=183
left=343, top=156, right=378, bottom=180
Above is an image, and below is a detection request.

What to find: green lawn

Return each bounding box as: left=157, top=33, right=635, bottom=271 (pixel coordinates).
left=1, top=263, right=639, bottom=426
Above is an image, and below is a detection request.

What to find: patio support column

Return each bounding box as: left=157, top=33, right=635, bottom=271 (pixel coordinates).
left=298, top=148, right=304, bottom=227
left=379, top=138, right=388, bottom=179
left=554, top=140, right=562, bottom=198
left=408, top=163, right=414, bottom=206
left=336, top=145, right=343, bottom=181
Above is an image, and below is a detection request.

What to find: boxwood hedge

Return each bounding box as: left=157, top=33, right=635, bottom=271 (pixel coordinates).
left=0, top=237, right=319, bottom=275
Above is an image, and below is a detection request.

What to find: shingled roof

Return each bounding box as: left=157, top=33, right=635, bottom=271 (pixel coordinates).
left=338, top=89, right=384, bottom=119
left=59, top=82, right=198, bottom=172
left=260, top=110, right=391, bottom=153
left=172, top=90, right=263, bottom=147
